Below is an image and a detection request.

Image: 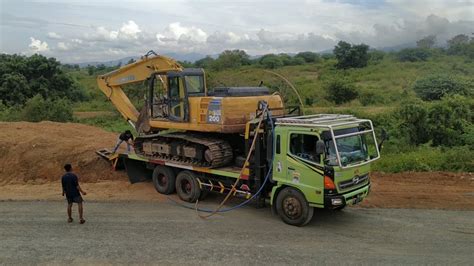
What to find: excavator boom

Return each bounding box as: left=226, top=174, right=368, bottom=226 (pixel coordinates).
left=97, top=51, right=182, bottom=124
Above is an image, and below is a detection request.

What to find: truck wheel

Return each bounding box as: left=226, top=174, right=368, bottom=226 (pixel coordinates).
left=276, top=187, right=314, bottom=226
left=176, top=171, right=201, bottom=203
left=152, top=166, right=176, bottom=194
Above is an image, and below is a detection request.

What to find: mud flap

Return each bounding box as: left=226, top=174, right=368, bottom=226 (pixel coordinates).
left=122, top=157, right=153, bottom=184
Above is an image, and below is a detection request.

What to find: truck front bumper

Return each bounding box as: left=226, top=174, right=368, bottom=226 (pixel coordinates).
left=324, top=183, right=371, bottom=209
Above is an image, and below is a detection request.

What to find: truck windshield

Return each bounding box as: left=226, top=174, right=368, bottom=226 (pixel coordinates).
left=324, top=127, right=378, bottom=167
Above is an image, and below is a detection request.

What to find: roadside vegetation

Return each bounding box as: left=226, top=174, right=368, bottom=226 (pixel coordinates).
left=1, top=34, right=473, bottom=172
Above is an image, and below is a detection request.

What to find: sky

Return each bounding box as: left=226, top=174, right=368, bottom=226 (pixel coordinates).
left=0, top=0, right=473, bottom=63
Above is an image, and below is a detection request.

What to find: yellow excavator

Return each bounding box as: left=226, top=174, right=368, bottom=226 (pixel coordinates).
left=97, top=51, right=285, bottom=167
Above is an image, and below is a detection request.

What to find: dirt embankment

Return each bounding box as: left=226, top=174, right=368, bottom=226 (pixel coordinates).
left=361, top=172, right=473, bottom=210
left=0, top=121, right=472, bottom=210
left=0, top=121, right=126, bottom=185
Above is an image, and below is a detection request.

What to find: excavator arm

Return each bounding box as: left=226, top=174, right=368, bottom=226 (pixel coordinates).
left=97, top=51, right=183, bottom=125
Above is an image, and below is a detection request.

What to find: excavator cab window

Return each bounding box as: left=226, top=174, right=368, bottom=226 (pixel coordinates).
left=184, top=75, right=205, bottom=95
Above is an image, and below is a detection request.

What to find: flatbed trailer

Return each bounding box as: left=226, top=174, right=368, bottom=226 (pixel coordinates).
left=97, top=112, right=381, bottom=226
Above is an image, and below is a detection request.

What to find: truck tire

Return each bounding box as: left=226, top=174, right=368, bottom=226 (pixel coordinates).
left=176, top=171, right=201, bottom=203
left=276, top=187, right=314, bottom=226
left=152, top=166, right=176, bottom=194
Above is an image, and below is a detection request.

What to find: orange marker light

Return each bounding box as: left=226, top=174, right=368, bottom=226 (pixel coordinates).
left=324, top=176, right=336, bottom=190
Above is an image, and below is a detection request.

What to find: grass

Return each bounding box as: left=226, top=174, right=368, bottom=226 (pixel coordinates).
left=373, top=145, right=474, bottom=173
left=74, top=114, right=135, bottom=133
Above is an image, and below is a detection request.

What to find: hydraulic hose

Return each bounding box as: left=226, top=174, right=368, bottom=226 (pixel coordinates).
left=167, top=103, right=275, bottom=215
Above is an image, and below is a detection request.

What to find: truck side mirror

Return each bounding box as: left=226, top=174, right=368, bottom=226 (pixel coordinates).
left=378, top=129, right=388, bottom=151
left=315, top=139, right=325, bottom=155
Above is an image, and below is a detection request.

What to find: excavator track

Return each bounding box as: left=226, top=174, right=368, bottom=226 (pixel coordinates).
left=134, top=133, right=233, bottom=168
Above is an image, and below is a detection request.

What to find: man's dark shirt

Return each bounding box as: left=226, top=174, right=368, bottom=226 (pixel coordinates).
left=61, top=172, right=80, bottom=199
left=119, top=132, right=134, bottom=141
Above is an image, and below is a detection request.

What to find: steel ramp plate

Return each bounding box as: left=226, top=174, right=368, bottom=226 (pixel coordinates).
left=96, top=149, right=118, bottom=161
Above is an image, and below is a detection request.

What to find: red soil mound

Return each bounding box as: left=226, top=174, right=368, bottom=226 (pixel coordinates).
left=0, top=121, right=126, bottom=185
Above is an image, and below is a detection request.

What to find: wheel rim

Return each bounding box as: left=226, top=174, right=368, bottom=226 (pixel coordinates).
left=180, top=179, right=192, bottom=194
left=283, top=196, right=302, bottom=220
left=158, top=173, right=167, bottom=187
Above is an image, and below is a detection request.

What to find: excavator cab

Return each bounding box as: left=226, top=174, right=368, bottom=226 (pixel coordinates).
left=149, top=68, right=206, bottom=122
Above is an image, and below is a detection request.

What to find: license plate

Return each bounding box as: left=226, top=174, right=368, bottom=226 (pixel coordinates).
left=353, top=195, right=362, bottom=205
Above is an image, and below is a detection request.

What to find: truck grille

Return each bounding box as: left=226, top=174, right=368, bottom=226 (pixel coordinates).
left=338, top=174, right=369, bottom=190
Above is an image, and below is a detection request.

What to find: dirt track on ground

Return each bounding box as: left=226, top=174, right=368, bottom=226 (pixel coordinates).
left=0, top=121, right=472, bottom=210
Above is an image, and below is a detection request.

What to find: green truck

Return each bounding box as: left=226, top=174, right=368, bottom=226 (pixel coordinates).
left=98, top=109, right=381, bottom=226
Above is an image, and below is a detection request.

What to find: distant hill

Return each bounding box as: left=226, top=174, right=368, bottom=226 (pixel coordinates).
left=76, top=52, right=213, bottom=67
left=74, top=43, right=425, bottom=68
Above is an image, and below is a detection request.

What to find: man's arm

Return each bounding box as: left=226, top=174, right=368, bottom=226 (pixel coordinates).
left=77, top=184, right=87, bottom=195
left=74, top=175, right=87, bottom=196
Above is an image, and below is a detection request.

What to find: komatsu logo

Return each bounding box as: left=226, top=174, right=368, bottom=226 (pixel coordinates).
left=117, top=75, right=135, bottom=83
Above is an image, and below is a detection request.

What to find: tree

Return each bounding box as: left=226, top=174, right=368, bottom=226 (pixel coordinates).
left=195, top=56, right=215, bottom=68
left=368, top=50, right=385, bottom=65
left=87, top=65, right=95, bottom=75
left=397, top=99, right=430, bottom=145
left=295, top=51, right=320, bottom=63
left=412, top=74, right=473, bottom=101
left=260, top=54, right=284, bottom=69
left=428, top=95, right=472, bottom=147
left=212, top=50, right=250, bottom=70
left=447, top=34, right=470, bottom=48
left=324, top=79, right=358, bottom=104
left=446, top=34, right=474, bottom=58
left=333, top=41, right=369, bottom=69
left=0, top=54, right=86, bottom=106
left=416, top=35, right=436, bottom=49
left=397, top=48, right=431, bottom=62
left=0, top=73, right=31, bottom=106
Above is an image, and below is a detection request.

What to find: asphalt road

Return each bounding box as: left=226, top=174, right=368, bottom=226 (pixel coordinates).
left=0, top=201, right=473, bottom=265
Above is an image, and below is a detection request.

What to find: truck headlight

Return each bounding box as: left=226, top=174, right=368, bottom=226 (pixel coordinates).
left=331, top=198, right=343, bottom=206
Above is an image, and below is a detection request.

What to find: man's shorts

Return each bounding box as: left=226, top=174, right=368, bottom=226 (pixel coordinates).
left=66, top=196, right=83, bottom=204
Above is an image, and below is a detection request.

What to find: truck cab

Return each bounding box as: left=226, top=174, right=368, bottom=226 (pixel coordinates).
left=271, top=114, right=380, bottom=226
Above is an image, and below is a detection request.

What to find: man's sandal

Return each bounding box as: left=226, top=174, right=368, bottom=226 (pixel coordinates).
left=80, top=219, right=86, bottom=224
left=67, top=218, right=73, bottom=223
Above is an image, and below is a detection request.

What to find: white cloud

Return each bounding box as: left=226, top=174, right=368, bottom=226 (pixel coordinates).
left=29, top=37, right=49, bottom=52
left=47, top=32, right=61, bottom=39
left=157, top=22, right=207, bottom=43
left=119, top=20, right=141, bottom=39
left=57, top=42, right=69, bottom=50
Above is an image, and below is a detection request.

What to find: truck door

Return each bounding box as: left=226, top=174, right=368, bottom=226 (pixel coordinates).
left=285, top=132, right=324, bottom=205
left=168, top=76, right=188, bottom=121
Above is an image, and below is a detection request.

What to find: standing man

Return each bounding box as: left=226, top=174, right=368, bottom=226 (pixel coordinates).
left=61, top=164, right=87, bottom=224
left=112, top=129, right=134, bottom=154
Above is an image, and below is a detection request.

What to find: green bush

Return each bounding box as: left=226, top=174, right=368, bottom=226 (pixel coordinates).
left=397, top=48, right=431, bottom=62
left=324, top=79, right=358, bottom=104
left=20, top=95, right=73, bottom=122
left=75, top=115, right=134, bottom=133
left=358, top=90, right=385, bottom=106
left=373, top=145, right=474, bottom=172
left=295, top=51, right=320, bottom=63
left=428, top=95, right=473, bottom=147
left=333, top=41, right=369, bottom=69
left=396, top=99, right=430, bottom=145
left=260, top=54, right=284, bottom=69
left=412, top=74, right=473, bottom=101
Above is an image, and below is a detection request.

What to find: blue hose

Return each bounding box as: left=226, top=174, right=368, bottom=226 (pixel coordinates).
left=167, top=106, right=275, bottom=213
